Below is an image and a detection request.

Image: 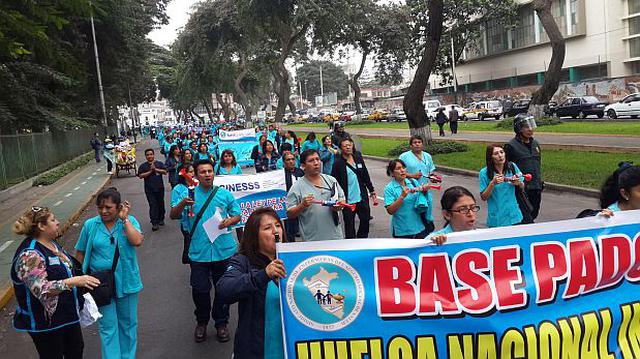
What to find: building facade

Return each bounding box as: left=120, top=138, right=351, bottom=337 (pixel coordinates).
left=437, top=0, right=640, bottom=103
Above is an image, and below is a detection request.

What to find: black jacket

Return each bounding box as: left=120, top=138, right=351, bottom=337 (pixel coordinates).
left=217, top=253, right=272, bottom=359
left=331, top=151, right=374, bottom=202
left=504, top=137, right=543, bottom=190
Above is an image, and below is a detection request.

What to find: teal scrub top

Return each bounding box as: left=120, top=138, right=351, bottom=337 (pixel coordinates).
left=75, top=215, right=143, bottom=298
left=425, top=224, right=454, bottom=240
left=173, top=185, right=241, bottom=262
left=399, top=151, right=436, bottom=221
left=384, top=179, right=426, bottom=236
left=264, top=281, right=284, bottom=359
left=479, top=164, right=524, bottom=228
left=163, top=140, right=173, bottom=154
left=171, top=184, right=192, bottom=231
left=301, top=140, right=321, bottom=153
left=346, top=166, right=361, bottom=204
left=195, top=152, right=212, bottom=162
left=214, top=164, right=243, bottom=175
left=608, top=202, right=621, bottom=212
left=268, top=130, right=277, bottom=143
left=285, top=138, right=295, bottom=148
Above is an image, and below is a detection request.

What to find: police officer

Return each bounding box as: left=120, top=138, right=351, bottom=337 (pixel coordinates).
left=504, top=114, right=543, bottom=220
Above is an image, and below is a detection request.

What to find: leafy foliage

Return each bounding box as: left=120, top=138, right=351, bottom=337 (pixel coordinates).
left=32, top=152, right=93, bottom=186
left=388, top=141, right=469, bottom=157
left=298, top=61, right=349, bottom=102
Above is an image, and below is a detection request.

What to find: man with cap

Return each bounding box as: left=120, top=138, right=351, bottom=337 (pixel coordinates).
left=504, top=113, right=543, bottom=220
left=330, top=121, right=351, bottom=151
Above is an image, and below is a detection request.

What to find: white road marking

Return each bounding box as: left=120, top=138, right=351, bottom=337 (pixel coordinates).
left=86, top=176, right=92, bottom=180
left=0, top=240, right=14, bottom=254
left=74, top=186, right=80, bottom=191
left=65, top=193, right=73, bottom=197
left=92, top=172, right=97, bottom=176
left=81, top=181, right=87, bottom=185
left=53, top=200, right=63, bottom=207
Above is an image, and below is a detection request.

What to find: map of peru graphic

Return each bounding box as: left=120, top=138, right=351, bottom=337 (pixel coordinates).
left=302, top=267, right=345, bottom=319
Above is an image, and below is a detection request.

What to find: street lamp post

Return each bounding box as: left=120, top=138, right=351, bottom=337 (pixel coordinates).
left=89, top=3, right=108, bottom=134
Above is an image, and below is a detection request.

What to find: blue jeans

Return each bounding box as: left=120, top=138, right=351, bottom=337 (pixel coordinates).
left=94, top=149, right=101, bottom=162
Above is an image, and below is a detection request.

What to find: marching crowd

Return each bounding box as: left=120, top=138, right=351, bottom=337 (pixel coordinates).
left=8, top=114, right=640, bottom=358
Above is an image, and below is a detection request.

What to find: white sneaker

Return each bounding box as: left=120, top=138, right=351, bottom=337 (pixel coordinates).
left=107, top=171, right=113, bottom=175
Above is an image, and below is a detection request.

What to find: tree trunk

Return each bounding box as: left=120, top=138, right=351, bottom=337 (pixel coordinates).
left=216, top=93, right=231, bottom=120
left=233, top=57, right=254, bottom=122
left=402, top=0, right=444, bottom=145
left=288, top=100, right=296, bottom=114
left=201, top=97, right=213, bottom=123
left=350, top=51, right=368, bottom=115
left=530, top=0, right=566, bottom=110
left=272, top=62, right=289, bottom=122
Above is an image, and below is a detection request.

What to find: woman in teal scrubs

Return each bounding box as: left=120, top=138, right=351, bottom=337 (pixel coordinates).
left=75, top=188, right=144, bottom=359
left=600, top=162, right=640, bottom=214
left=215, top=149, right=243, bottom=175
left=427, top=186, right=479, bottom=244
left=479, top=144, right=524, bottom=228
left=301, top=132, right=321, bottom=153
left=398, top=135, right=437, bottom=234
left=384, top=159, right=427, bottom=238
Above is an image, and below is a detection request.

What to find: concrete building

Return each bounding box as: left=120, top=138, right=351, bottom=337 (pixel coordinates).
left=137, top=99, right=175, bottom=126
left=435, top=0, right=640, bottom=102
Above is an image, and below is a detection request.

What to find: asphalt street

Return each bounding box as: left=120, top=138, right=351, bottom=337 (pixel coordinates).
left=0, top=141, right=599, bottom=358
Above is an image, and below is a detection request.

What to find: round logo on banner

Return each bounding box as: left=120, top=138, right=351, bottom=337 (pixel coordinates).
left=286, top=255, right=365, bottom=331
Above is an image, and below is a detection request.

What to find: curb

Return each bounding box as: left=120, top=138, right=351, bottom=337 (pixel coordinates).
left=0, top=169, right=113, bottom=311
left=0, top=151, right=93, bottom=204
left=287, top=127, right=640, bottom=153
left=363, top=154, right=600, bottom=198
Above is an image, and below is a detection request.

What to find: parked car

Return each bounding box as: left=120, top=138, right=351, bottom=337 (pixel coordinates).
left=441, top=104, right=465, bottom=120
left=544, top=101, right=558, bottom=116
left=504, top=99, right=531, bottom=117
left=604, top=93, right=640, bottom=119
left=339, top=111, right=356, bottom=121
left=368, top=110, right=389, bottom=122
left=387, top=108, right=407, bottom=122
left=554, top=96, right=607, bottom=118
left=423, top=100, right=442, bottom=119
left=462, top=100, right=503, bottom=120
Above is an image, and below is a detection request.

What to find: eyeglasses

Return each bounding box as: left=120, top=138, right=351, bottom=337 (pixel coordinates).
left=449, top=205, right=480, bottom=214
left=32, top=206, right=45, bottom=213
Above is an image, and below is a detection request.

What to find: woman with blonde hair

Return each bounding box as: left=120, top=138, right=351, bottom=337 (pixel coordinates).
left=11, top=206, right=100, bottom=358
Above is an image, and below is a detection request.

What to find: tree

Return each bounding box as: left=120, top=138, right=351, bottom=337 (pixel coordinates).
left=529, top=0, right=565, bottom=117
left=297, top=61, right=349, bottom=104
left=395, top=0, right=516, bottom=143
left=312, top=1, right=411, bottom=114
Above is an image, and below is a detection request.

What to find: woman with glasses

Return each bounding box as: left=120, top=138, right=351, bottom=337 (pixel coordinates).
left=383, top=159, right=427, bottom=238
left=12, top=206, right=100, bottom=358
left=479, top=144, right=524, bottom=228
left=75, top=188, right=144, bottom=359
left=427, top=186, right=480, bottom=244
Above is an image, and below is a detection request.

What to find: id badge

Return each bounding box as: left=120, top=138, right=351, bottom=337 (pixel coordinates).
left=49, top=256, right=61, bottom=265
left=356, top=163, right=363, bottom=169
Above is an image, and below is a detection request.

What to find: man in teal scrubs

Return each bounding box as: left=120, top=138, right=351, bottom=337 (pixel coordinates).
left=398, top=135, right=437, bottom=234
left=171, top=159, right=241, bottom=343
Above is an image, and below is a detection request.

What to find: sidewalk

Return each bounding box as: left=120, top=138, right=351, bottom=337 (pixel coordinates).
left=289, top=126, right=640, bottom=152
left=0, top=157, right=112, bottom=308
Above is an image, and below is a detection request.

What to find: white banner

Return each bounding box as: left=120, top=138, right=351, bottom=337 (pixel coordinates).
left=213, top=170, right=287, bottom=226
left=218, top=128, right=257, bottom=142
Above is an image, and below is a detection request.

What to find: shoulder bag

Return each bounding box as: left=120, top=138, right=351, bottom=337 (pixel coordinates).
left=182, top=186, right=219, bottom=264
left=87, top=242, right=119, bottom=307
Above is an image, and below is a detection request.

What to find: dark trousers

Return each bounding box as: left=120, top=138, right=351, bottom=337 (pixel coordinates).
left=393, top=229, right=428, bottom=239
left=106, top=158, right=113, bottom=173
left=284, top=218, right=299, bottom=242
left=343, top=200, right=370, bottom=239
left=190, top=260, right=230, bottom=327
left=29, top=323, right=84, bottom=359
left=437, top=123, right=445, bottom=136
left=145, top=190, right=165, bottom=225
left=450, top=121, right=458, bottom=134
left=526, top=188, right=543, bottom=220
left=94, top=149, right=101, bottom=163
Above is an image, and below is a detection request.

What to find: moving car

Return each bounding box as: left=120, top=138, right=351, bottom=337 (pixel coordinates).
left=339, top=111, right=356, bottom=121
left=387, top=108, right=407, bottom=122
left=604, top=93, right=640, bottom=119
left=368, top=110, right=389, bottom=122
left=553, top=96, right=607, bottom=118
left=462, top=100, right=503, bottom=120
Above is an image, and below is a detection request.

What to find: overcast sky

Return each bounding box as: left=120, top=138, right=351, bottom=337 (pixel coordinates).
left=147, top=0, right=200, bottom=48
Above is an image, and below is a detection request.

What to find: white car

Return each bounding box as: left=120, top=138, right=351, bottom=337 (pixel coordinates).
left=604, top=93, right=640, bottom=119
left=441, top=104, right=465, bottom=119
left=423, top=100, right=442, bottom=119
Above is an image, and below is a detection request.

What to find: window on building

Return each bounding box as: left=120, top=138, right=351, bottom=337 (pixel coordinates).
left=560, top=69, right=570, bottom=82
left=486, top=19, right=508, bottom=55
left=630, top=37, right=640, bottom=58
left=630, top=17, right=640, bottom=36
left=492, top=78, right=509, bottom=89
left=630, top=0, right=640, bottom=15
left=517, top=74, right=538, bottom=86
left=578, top=63, right=608, bottom=80
left=512, top=6, right=535, bottom=49
left=569, top=0, right=578, bottom=34
left=631, top=62, right=640, bottom=74
left=465, top=32, right=485, bottom=59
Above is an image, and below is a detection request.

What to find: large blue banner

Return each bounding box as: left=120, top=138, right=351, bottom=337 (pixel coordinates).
left=277, top=210, right=640, bottom=358
left=217, top=141, right=257, bottom=167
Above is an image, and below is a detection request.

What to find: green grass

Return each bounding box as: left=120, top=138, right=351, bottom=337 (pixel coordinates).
left=289, top=121, right=640, bottom=136
left=358, top=137, right=640, bottom=189
left=32, top=153, right=93, bottom=187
